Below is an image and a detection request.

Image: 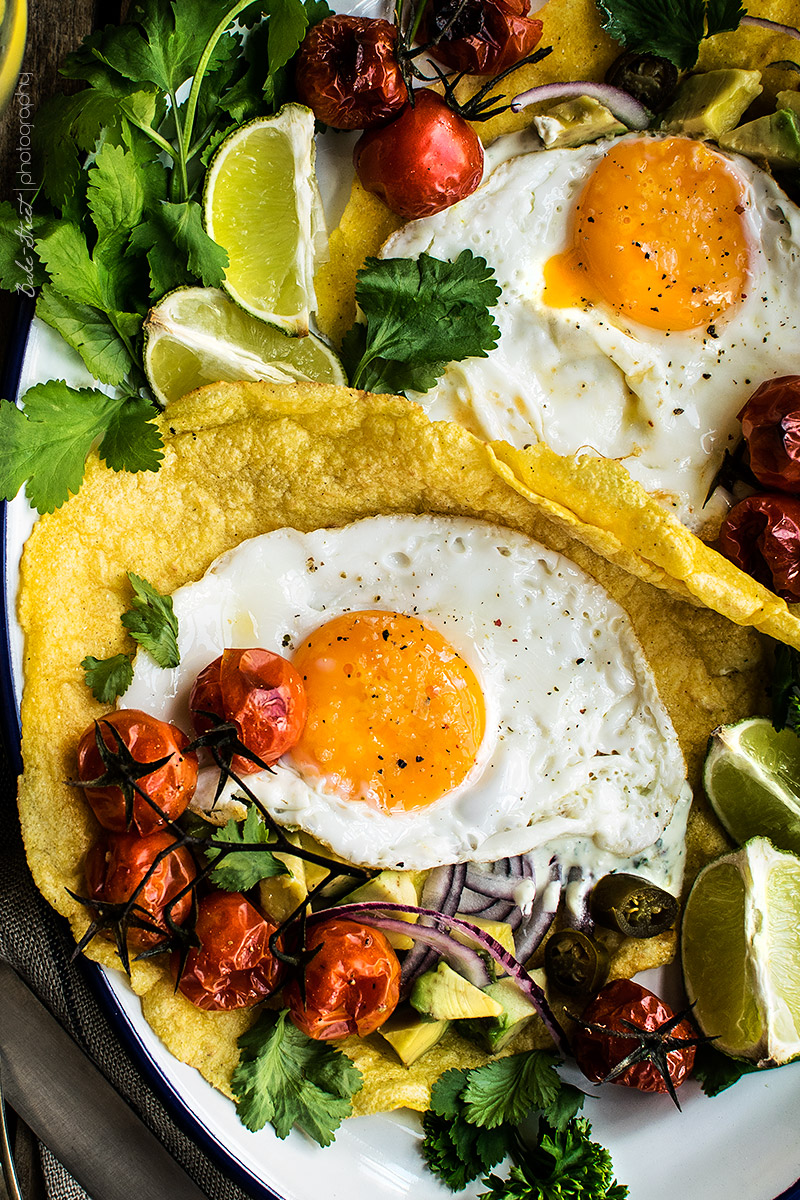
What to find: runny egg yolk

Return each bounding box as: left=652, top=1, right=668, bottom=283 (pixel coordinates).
left=543, top=136, right=751, bottom=332
left=290, top=610, right=485, bottom=813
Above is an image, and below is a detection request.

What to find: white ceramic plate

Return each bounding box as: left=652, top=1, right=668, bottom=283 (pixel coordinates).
left=3, top=3, right=800, bottom=1194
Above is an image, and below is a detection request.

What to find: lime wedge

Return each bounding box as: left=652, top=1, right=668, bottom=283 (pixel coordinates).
left=143, top=287, right=346, bottom=407
left=681, top=837, right=800, bottom=1065
left=703, top=717, right=800, bottom=856
left=203, top=104, right=327, bottom=336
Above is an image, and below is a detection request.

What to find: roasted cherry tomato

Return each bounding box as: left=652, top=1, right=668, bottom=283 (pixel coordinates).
left=717, top=493, right=800, bottom=602
left=419, top=0, right=543, bottom=77
left=189, top=647, right=307, bottom=776
left=295, top=15, right=408, bottom=130
left=572, top=978, right=697, bottom=1096
left=175, top=890, right=284, bottom=1011
left=285, top=917, right=401, bottom=1040
left=85, top=829, right=196, bottom=950
left=739, top=376, right=800, bottom=494
left=77, top=709, right=198, bottom=836
left=354, top=90, right=484, bottom=219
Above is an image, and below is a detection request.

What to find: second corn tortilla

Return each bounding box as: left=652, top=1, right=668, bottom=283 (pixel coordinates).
left=17, top=381, right=768, bottom=1113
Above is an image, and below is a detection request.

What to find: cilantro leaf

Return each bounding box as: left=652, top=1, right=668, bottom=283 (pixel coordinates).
left=34, top=89, right=124, bottom=207
left=233, top=1009, right=362, bottom=1144
left=120, top=572, right=179, bottom=667
left=81, top=653, right=135, bottom=703
left=692, top=1043, right=760, bottom=1097
left=423, top=1072, right=512, bottom=1191
left=36, top=287, right=137, bottom=389
left=99, top=395, right=165, bottom=472
left=130, top=200, right=228, bottom=296
left=462, top=1052, right=564, bottom=1130
left=206, top=806, right=289, bottom=890
left=539, top=1082, right=585, bottom=1132
left=341, top=251, right=501, bottom=395
left=87, top=142, right=147, bottom=245
left=595, top=0, right=744, bottom=70
left=481, top=1119, right=628, bottom=1200
left=0, top=383, right=161, bottom=513
left=266, top=0, right=311, bottom=74
left=0, top=201, right=53, bottom=293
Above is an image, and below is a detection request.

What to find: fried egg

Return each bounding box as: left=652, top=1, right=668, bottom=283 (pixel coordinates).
left=123, top=515, right=689, bottom=872
left=383, top=134, right=800, bottom=532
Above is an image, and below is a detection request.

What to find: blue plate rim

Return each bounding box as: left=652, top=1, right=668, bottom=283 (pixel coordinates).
left=2, top=302, right=800, bottom=1200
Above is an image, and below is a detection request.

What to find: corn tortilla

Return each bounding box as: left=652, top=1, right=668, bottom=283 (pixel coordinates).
left=17, top=381, right=767, bottom=1112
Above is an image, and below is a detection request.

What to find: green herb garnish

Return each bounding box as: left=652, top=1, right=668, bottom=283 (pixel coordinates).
left=206, top=805, right=289, bottom=891
left=233, top=1009, right=363, bottom=1144
left=596, top=0, right=746, bottom=70
left=421, top=1054, right=589, bottom=1193
left=340, top=250, right=501, bottom=395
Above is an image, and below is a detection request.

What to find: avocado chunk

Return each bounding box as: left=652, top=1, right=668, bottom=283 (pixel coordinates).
left=660, top=68, right=762, bottom=138
left=411, top=962, right=504, bottom=1021
left=463, top=972, right=548, bottom=1053
left=379, top=1008, right=450, bottom=1066
left=337, top=869, right=420, bottom=949
left=453, top=913, right=516, bottom=958
left=532, top=96, right=626, bottom=149
left=718, top=109, right=800, bottom=168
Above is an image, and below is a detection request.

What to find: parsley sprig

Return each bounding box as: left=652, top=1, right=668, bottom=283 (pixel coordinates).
left=82, top=571, right=179, bottom=701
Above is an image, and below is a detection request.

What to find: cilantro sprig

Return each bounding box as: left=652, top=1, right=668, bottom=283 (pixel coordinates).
left=206, top=805, right=289, bottom=891
left=232, top=1009, right=363, bottom=1145
left=596, top=0, right=746, bottom=71
left=81, top=571, right=179, bottom=701
left=341, top=250, right=501, bottom=396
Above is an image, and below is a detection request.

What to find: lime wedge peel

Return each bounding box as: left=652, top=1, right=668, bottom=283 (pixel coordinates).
left=143, top=286, right=346, bottom=408
left=682, top=837, right=800, bottom=1066
left=703, top=717, right=800, bottom=857
left=203, top=104, right=327, bottom=337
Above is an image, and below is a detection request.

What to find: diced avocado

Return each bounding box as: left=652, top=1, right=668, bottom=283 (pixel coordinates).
left=411, top=962, right=504, bottom=1021
left=337, top=870, right=420, bottom=949
left=660, top=68, right=762, bottom=138
left=463, top=972, right=548, bottom=1053
left=777, top=90, right=800, bottom=119
left=453, top=913, right=516, bottom=958
left=532, top=96, right=626, bottom=149
left=718, top=109, right=800, bottom=168
left=379, top=1009, right=450, bottom=1066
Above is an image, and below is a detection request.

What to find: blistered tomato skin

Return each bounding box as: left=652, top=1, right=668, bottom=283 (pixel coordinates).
left=285, top=917, right=401, bottom=1040
left=175, top=891, right=284, bottom=1011
left=419, top=0, right=543, bottom=77
left=189, top=647, right=307, bottom=776
left=718, top=494, right=800, bottom=602
left=739, top=376, right=800, bottom=494
left=295, top=16, right=408, bottom=130
left=85, top=829, right=196, bottom=950
left=573, top=979, right=696, bottom=1094
left=77, top=709, right=198, bottom=835
left=354, top=90, right=484, bottom=220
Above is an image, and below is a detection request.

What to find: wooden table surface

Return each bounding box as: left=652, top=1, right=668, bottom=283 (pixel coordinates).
left=0, top=0, right=126, bottom=368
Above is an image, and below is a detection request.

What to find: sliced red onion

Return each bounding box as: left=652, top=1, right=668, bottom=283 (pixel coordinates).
left=470, top=898, right=517, bottom=924
left=323, top=901, right=568, bottom=1052
left=741, top=14, right=800, bottom=40
left=455, top=887, right=498, bottom=915
left=514, top=860, right=562, bottom=964
left=510, top=82, right=651, bottom=129
left=399, top=862, right=466, bottom=991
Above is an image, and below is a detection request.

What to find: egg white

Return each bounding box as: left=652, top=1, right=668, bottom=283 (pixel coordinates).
left=123, top=515, right=688, bottom=872
left=383, top=133, right=800, bottom=532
